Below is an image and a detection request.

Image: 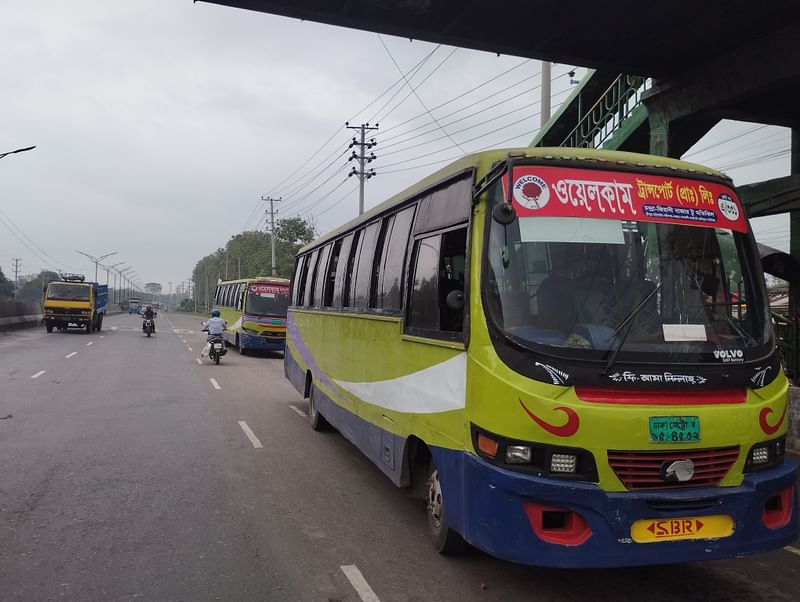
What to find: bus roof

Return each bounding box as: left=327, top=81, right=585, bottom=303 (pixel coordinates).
left=298, top=147, right=729, bottom=254
left=215, top=277, right=290, bottom=286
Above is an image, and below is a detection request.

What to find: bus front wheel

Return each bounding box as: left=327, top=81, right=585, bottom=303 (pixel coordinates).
left=426, top=463, right=467, bottom=554
left=308, top=384, right=331, bottom=431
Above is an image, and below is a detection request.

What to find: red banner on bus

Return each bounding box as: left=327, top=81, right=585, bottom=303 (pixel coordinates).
left=502, top=166, right=747, bottom=233
left=250, top=284, right=287, bottom=295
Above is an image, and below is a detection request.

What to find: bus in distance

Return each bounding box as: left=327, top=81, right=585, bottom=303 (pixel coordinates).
left=284, top=147, right=797, bottom=568
left=214, top=277, right=290, bottom=354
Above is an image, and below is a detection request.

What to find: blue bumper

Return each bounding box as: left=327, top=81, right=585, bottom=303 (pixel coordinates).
left=432, top=447, right=798, bottom=568
left=241, top=332, right=285, bottom=352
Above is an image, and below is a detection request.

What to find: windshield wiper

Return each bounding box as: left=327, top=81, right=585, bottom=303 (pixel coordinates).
left=604, top=281, right=663, bottom=373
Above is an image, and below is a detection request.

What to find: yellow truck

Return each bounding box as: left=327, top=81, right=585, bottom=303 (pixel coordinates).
left=43, top=274, right=108, bottom=334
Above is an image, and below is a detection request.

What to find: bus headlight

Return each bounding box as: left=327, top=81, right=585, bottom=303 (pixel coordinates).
left=471, top=424, right=598, bottom=482
left=745, top=437, right=785, bottom=472
left=506, top=445, right=532, bottom=464
left=550, top=453, right=578, bottom=474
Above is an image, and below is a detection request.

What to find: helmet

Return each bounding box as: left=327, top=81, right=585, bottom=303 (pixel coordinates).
left=146, top=306, right=152, bottom=310
left=211, top=309, right=221, bottom=317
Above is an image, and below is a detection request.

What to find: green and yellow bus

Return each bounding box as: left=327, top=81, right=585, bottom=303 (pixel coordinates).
left=213, top=277, right=290, bottom=354
left=284, top=147, right=796, bottom=567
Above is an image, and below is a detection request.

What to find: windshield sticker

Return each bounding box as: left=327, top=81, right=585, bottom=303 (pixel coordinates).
left=713, top=349, right=744, bottom=363
left=513, top=174, right=550, bottom=210
left=534, top=361, right=569, bottom=385
left=751, top=366, right=772, bottom=387
left=608, top=371, right=708, bottom=385
left=503, top=166, right=747, bottom=233
left=662, top=324, right=707, bottom=341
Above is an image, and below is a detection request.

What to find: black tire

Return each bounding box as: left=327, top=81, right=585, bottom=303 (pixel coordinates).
left=146, top=331, right=151, bottom=337
left=308, top=384, right=331, bottom=431
left=237, top=335, right=246, bottom=355
left=85, top=321, right=92, bottom=334
left=214, top=352, right=220, bottom=365
left=46, top=324, right=53, bottom=333
left=426, top=462, right=467, bottom=554
left=96, top=314, right=103, bottom=332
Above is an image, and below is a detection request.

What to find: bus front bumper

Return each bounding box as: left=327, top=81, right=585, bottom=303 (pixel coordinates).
left=434, top=448, right=798, bottom=568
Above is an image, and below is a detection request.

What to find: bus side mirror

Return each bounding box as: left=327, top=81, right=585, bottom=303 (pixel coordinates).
left=492, top=202, right=516, bottom=225
left=445, top=290, right=464, bottom=312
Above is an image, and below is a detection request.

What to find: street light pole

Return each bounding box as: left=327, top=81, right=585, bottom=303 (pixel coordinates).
left=76, top=250, right=118, bottom=282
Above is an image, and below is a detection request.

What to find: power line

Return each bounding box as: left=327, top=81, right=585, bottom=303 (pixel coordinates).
left=377, top=34, right=466, bottom=153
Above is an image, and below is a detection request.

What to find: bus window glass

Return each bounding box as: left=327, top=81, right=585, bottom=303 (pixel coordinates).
left=351, top=222, right=380, bottom=309
left=324, top=239, right=343, bottom=307
left=332, top=234, right=354, bottom=308
left=439, top=228, right=467, bottom=333
left=343, top=230, right=361, bottom=308
left=369, top=216, right=394, bottom=308
left=408, top=235, right=441, bottom=330
left=246, top=283, right=290, bottom=317
left=377, top=205, right=415, bottom=312
left=292, top=255, right=307, bottom=306
left=486, top=211, right=769, bottom=361
left=413, top=175, right=471, bottom=235
left=311, top=244, right=332, bottom=308
left=303, top=249, right=320, bottom=307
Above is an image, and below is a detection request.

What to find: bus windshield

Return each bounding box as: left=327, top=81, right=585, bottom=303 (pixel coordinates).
left=486, top=209, right=770, bottom=364
left=47, top=283, right=91, bottom=301
left=245, top=284, right=289, bottom=317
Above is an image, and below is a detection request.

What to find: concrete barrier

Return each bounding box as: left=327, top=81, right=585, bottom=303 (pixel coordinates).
left=0, top=301, right=42, bottom=330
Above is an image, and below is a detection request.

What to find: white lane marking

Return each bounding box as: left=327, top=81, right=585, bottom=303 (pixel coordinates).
left=182, top=339, right=186, bottom=343
left=786, top=546, right=800, bottom=556
left=111, top=327, right=117, bottom=331
left=238, top=421, right=263, bottom=449
left=100, top=335, right=104, bottom=339
left=196, top=358, right=202, bottom=365
left=187, top=346, right=193, bottom=352
left=31, top=370, right=46, bottom=379
left=65, top=352, right=77, bottom=359
left=209, top=378, right=221, bottom=390
left=290, top=405, right=308, bottom=418
left=86, top=341, right=94, bottom=346
left=341, top=565, right=381, bottom=602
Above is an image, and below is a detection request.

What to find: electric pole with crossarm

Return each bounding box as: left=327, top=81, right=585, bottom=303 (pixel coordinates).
left=346, top=122, right=378, bottom=215
left=262, top=195, right=281, bottom=276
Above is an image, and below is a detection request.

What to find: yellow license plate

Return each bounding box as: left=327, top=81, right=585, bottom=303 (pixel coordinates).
left=631, top=515, right=734, bottom=543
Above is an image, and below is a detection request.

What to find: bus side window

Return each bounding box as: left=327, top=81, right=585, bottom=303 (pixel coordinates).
left=292, top=255, right=307, bottom=306
left=369, top=215, right=394, bottom=308
left=408, top=234, right=442, bottom=331
left=324, top=239, right=343, bottom=308
left=304, top=249, right=322, bottom=308
left=407, top=226, right=467, bottom=337
left=342, top=230, right=361, bottom=308
left=376, top=204, right=415, bottom=312
left=311, top=244, right=332, bottom=308
left=351, top=222, right=381, bottom=309
left=332, top=234, right=355, bottom=308
left=214, top=286, right=221, bottom=306
left=237, top=284, right=244, bottom=311
left=300, top=251, right=318, bottom=307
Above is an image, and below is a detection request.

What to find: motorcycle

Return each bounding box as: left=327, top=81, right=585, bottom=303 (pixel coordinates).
left=142, top=317, right=155, bottom=337
left=206, top=334, right=227, bottom=364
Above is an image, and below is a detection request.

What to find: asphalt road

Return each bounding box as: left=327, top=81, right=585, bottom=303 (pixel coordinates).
left=1, top=311, right=799, bottom=602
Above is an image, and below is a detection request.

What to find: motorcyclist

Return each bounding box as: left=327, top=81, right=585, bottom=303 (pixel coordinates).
left=201, top=309, right=227, bottom=357
left=142, top=305, right=156, bottom=333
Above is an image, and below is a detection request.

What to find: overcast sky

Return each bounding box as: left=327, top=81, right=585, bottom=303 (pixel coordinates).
left=0, top=0, right=791, bottom=292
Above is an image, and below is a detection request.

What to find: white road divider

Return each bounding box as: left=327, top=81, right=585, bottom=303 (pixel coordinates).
left=65, top=352, right=77, bottom=359
left=341, top=565, right=381, bottom=602
left=209, top=378, right=221, bottom=390
left=289, top=405, right=308, bottom=418
left=30, top=370, right=46, bottom=379
left=238, top=421, right=263, bottom=449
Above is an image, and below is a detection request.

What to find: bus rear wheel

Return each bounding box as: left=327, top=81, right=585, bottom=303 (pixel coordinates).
left=426, top=462, right=467, bottom=554
left=46, top=323, right=53, bottom=333
left=237, top=335, right=247, bottom=355
left=308, top=384, right=331, bottom=431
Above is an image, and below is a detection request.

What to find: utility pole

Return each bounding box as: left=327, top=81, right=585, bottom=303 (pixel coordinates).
left=12, top=258, right=21, bottom=299
left=346, top=122, right=378, bottom=215
left=262, top=196, right=281, bottom=276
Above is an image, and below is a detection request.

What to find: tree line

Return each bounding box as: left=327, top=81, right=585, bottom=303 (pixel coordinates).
left=189, top=217, right=315, bottom=310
